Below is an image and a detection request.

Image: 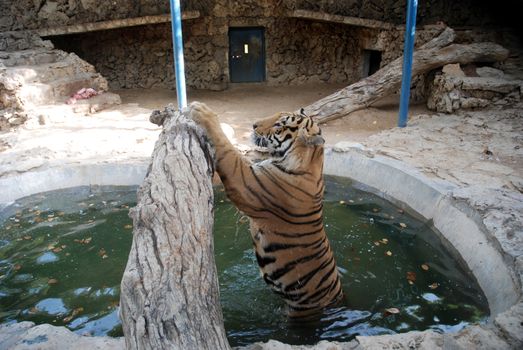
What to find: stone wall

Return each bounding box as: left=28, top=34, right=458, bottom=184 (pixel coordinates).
left=290, top=0, right=520, bottom=28
left=2, top=0, right=518, bottom=36
left=0, top=0, right=216, bottom=32
left=2, top=0, right=519, bottom=92
left=427, top=64, right=522, bottom=113
left=51, top=16, right=372, bottom=90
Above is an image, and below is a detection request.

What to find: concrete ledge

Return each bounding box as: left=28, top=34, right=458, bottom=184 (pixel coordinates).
left=324, top=147, right=519, bottom=316
left=37, top=11, right=201, bottom=37
left=0, top=162, right=148, bottom=210
left=289, top=9, right=395, bottom=30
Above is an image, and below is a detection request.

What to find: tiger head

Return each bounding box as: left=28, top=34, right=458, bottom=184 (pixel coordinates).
left=252, top=109, right=324, bottom=157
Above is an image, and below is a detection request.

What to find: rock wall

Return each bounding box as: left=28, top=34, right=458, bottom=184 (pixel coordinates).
left=51, top=17, right=373, bottom=90
left=427, top=64, right=522, bottom=113
left=2, top=0, right=518, bottom=37
left=290, top=0, right=520, bottom=28
left=2, top=0, right=518, bottom=92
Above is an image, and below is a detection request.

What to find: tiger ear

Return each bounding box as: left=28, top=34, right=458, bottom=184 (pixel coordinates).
left=300, top=108, right=306, bottom=116
left=307, top=134, right=325, bottom=146
left=297, top=128, right=324, bottom=146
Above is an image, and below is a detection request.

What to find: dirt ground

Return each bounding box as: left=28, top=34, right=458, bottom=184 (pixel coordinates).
left=116, top=84, right=428, bottom=145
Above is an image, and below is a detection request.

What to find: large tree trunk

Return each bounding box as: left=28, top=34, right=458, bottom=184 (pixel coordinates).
left=119, top=105, right=230, bottom=350
left=304, top=27, right=510, bottom=123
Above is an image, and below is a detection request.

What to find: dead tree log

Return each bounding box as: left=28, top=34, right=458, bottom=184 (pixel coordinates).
left=304, top=27, right=510, bottom=123
left=119, top=105, right=230, bottom=350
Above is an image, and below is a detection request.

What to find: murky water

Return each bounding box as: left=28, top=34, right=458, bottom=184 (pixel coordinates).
left=0, top=177, right=488, bottom=345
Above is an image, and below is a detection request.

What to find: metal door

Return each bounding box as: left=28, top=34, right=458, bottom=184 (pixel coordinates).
left=229, top=27, right=265, bottom=83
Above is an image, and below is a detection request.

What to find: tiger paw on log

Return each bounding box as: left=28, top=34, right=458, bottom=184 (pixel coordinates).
left=190, top=101, right=343, bottom=318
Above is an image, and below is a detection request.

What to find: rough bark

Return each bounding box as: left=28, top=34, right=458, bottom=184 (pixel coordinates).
left=304, top=27, right=510, bottom=124
left=119, top=105, right=230, bottom=350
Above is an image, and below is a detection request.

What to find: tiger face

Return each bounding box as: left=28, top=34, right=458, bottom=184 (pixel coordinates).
left=252, top=110, right=322, bottom=157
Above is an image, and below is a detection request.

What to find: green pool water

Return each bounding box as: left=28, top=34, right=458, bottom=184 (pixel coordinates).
left=0, top=177, right=488, bottom=345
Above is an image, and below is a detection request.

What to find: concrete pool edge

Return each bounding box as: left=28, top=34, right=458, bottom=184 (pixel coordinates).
left=324, top=147, right=520, bottom=316
left=0, top=151, right=521, bottom=349
left=0, top=162, right=148, bottom=211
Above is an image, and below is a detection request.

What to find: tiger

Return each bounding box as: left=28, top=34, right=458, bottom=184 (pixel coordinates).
left=189, top=101, right=343, bottom=318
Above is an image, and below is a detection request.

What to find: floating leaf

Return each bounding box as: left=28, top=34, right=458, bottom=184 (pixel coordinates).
left=14, top=264, right=22, bottom=271
left=384, top=307, right=400, bottom=315
left=386, top=251, right=393, bottom=256
left=373, top=241, right=380, bottom=246
left=399, top=222, right=407, bottom=229
left=74, top=237, right=92, bottom=244
left=52, top=247, right=62, bottom=253
left=397, top=209, right=404, bottom=214
left=124, top=224, right=132, bottom=229
left=23, top=236, right=32, bottom=240
left=406, top=271, right=417, bottom=282
left=348, top=199, right=355, bottom=203
left=34, top=217, right=43, bottom=223
left=57, top=212, right=65, bottom=216
left=48, top=278, right=58, bottom=285
left=65, top=306, right=85, bottom=321
left=98, top=248, right=108, bottom=259
left=429, top=283, right=439, bottom=290
left=421, top=264, right=430, bottom=271
left=339, top=200, right=345, bottom=204
left=372, top=208, right=379, bottom=212
left=380, top=238, right=389, bottom=244
left=73, top=307, right=84, bottom=315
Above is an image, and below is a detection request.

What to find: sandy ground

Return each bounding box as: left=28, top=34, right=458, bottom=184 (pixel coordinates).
left=116, top=84, right=428, bottom=144
left=1, top=83, right=426, bottom=178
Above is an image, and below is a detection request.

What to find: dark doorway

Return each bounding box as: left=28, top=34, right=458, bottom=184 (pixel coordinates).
left=362, top=50, right=382, bottom=78
left=229, top=27, right=265, bottom=83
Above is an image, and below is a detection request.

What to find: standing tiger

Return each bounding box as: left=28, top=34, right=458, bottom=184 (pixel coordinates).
left=190, top=102, right=343, bottom=318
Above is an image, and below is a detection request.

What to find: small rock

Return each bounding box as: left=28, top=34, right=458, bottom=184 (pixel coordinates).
left=442, top=63, right=465, bottom=77
left=8, top=117, right=24, bottom=125
left=476, top=66, right=505, bottom=79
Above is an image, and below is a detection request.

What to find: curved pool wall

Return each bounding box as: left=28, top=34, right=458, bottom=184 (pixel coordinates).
left=0, top=148, right=520, bottom=338
left=323, top=147, right=520, bottom=317
left=0, top=163, right=147, bottom=211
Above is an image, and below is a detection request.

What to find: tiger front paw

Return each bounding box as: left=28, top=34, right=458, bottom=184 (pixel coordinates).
left=189, top=101, right=219, bottom=131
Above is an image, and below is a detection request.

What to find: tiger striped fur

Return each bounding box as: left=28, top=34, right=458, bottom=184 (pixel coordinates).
left=190, top=102, right=343, bottom=317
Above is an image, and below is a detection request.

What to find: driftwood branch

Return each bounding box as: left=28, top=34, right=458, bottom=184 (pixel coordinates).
left=119, top=105, right=230, bottom=350
left=304, top=27, right=510, bottom=124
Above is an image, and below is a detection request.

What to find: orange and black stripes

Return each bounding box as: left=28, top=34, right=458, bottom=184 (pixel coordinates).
left=191, top=102, right=343, bottom=318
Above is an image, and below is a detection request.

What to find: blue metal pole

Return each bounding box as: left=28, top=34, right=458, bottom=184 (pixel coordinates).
left=169, top=0, right=187, bottom=109
left=397, top=0, right=418, bottom=128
